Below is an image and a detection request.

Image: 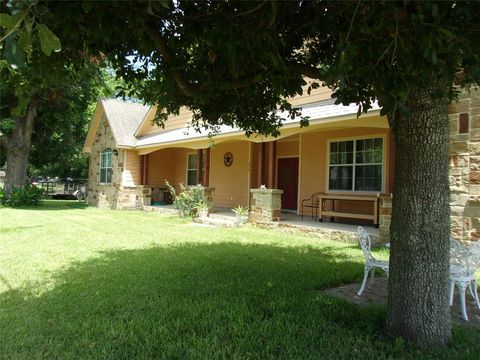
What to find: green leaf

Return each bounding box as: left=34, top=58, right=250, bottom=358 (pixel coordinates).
left=36, top=23, right=61, bottom=56
left=160, top=1, right=170, bottom=9
left=24, top=18, right=33, bottom=32
left=0, top=12, right=23, bottom=30
left=17, top=30, right=31, bottom=52
left=4, top=35, right=25, bottom=68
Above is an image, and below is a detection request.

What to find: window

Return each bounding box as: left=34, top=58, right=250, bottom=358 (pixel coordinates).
left=100, top=148, right=113, bottom=183
left=187, top=153, right=197, bottom=186
left=328, top=137, right=383, bottom=192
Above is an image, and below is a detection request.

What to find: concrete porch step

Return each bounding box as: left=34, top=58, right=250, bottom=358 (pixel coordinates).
left=208, top=213, right=236, bottom=221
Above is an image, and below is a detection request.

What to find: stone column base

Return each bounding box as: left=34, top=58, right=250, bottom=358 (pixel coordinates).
left=249, top=188, right=283, bottom=222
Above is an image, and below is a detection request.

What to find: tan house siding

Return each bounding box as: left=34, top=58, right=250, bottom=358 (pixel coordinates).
left=137, top=107, right=193, bottom=137
left=449, top=88, right=480, bottom=241
left=289, top=82, right=333, bottom=106
left=147, top=148, right=176, bottom=185
left=210, top=141, right=250, bottom=208
left=250, top=143, right=260, bottom=189
left=147, top=148, right=193, bottom=188
left=122, top=150, right=141, bottom=186
left=299, top=127, right=390, bottom=215
left=173, top=148, right=192, bottom=186
left=277, top=138, right=299, bottom=157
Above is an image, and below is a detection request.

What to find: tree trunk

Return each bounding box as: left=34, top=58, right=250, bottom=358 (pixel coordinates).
left=2, top=106, right=36, bottom=195
left=386, top=85, right=451, bottom=346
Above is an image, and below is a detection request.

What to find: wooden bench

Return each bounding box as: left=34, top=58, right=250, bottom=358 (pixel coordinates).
left=318, top=194, right=379, bottom=227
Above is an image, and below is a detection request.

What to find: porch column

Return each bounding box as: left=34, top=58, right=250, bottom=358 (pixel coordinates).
left=267, top=141, right=276, bottom=189
left=249, top=188, right=283, bottom=222
left=196, top=149, right=203, bottom=185
left=203, top=148, right=210, bottom=187
left=140, top=154, right=149, bottom=185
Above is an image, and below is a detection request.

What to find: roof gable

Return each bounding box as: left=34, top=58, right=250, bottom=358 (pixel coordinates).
left=83, top=98, right=150, bottom=153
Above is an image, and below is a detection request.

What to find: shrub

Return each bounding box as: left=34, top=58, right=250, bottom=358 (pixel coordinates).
left=232, top=205, right=249, bottom=216
left=165, top=181, right=204, bottom=217
left=2, top=183, right=44, bottom=207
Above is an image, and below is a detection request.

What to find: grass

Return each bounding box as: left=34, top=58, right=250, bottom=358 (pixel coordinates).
left=0, top=201, right=479, bottom=359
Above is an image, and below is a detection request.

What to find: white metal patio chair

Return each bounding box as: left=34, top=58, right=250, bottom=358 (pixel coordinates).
left=450, top=238, right=468, bottom=260
left=449, top=240, right=480, bottom=321
left=357, top=226, right=389, bottom=296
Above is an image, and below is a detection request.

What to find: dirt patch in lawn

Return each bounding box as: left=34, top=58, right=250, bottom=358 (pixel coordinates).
left=325, top=277, right=480, bottom=328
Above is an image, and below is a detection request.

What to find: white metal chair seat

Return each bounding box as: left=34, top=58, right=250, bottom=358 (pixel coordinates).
left=357, top=226, right=389, bottom=296
left=449, top=239, right=480, bottom=321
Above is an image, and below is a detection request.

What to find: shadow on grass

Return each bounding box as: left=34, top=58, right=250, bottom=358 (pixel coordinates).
left=1, top=243, right=478, bottom=359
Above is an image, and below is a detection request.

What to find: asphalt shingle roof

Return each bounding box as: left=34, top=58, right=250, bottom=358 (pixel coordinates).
left=101, top=98, right=150, bottom=147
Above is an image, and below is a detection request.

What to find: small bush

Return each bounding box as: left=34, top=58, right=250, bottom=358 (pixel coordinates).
left=165, top=181, right=204, bottom=217
left=232, top=205, right=249, bottom=216
left=2, top=183, right=44, bottom=207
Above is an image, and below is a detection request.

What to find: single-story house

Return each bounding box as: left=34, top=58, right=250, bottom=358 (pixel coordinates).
left=83, top=84, right=479, bottom=242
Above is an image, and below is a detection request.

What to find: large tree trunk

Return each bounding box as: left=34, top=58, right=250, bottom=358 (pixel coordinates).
left=386, top=84, right=451, bottom=346
left=2, top=106, right=36, bottom=196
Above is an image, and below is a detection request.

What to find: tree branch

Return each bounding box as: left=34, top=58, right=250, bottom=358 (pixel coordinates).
left=0, top=10, right=28, bottom=43
left=232, top=1, right=268, bottom=18
left=145, top=24, right=198, bottom=98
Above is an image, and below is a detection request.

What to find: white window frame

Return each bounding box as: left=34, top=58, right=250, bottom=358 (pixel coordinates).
left=326, top=135, right=386, bottom=194
left=186, top=152, right=197, bottom=186
left=100, top=148, right=113, bottom=184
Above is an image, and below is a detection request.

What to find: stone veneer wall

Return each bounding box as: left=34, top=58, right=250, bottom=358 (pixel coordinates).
left=379, top=194, right=392, bottom=242
left=379, top=88, right=480, bottom=242
left=249, top=189, right=283, bottom=222
left=449, top=88, right=480, bottom=241
left=87, top=115, right=150, bottom=210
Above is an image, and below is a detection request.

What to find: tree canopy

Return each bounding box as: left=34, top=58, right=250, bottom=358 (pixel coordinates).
left=48, top=1, right=480, bottom=133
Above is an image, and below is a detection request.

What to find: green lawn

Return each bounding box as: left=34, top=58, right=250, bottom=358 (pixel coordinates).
left=0, top=201, right=478, bottom=359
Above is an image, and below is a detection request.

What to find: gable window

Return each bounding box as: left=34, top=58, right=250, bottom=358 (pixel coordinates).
left=100, top=148, right=113, bottom=184
left=328, top=137, right=383, bottom=192
left=187, top=153, right=197, bottom=186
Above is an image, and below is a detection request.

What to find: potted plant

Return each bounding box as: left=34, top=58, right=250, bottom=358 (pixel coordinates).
left=196, top=200, right=210, bottom=219
left=232, top=205, right=249, bottom=224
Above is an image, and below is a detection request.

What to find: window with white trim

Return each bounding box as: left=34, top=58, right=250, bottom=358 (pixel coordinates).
left=100, top=148, right=113, bottom=183
left=328, top=137, right=383, bottom=192
left=187, top=153, right=197, bottom=186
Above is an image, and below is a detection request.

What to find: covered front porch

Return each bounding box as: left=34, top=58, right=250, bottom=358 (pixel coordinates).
left=135, top=122, right=393, bottom=242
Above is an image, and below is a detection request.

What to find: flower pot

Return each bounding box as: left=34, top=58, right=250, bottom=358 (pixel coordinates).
left=236, top=214, right=248, bottom=224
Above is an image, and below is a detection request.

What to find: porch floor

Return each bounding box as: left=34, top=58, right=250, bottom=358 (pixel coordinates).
left=210, top=208, right=380, bottom=243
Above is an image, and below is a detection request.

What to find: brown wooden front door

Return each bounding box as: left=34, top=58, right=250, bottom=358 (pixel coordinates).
left=277, top=157, right=299, bottom=210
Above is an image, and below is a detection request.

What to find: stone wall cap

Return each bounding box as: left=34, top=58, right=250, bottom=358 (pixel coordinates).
left=379, top=193, right=393, bottom=198
left=250, top=188, right=284, bottom=194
